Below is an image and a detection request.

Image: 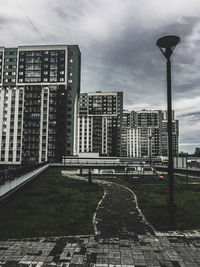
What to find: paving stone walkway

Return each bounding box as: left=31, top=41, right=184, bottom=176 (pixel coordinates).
left=0, top=173, right=200, bottom=266
left=1, top=233, right=200, bottom=266
left=93, top=180, right=155, bottom=237
left=62, top=173, right=154, bottom=237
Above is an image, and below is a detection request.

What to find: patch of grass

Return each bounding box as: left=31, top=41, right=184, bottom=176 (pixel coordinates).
left=99, top=175, right=200, bottom=231
left=0, top=168, right=103, bottom=239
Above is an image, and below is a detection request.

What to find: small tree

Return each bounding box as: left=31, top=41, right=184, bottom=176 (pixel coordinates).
left=194, top=147, right=200, bottom=156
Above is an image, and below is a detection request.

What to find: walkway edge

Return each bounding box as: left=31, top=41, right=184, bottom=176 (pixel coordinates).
left=118, top=183, right=156, bottom=234
left=93, top=187, right=107, bottom=235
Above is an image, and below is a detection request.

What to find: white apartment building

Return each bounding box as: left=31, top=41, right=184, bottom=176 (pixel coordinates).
left=0, top=45, right=81, bottom=165
left=77, top=91, right=123, bottom=156
left=121, top=110, right=179, bottom=157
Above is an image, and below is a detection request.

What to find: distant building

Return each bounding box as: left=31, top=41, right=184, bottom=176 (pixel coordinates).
left=121, top=110, right=179, bottom=157
left=0, top=45, right=81, bottom=164
left=77, top=91, right=123, bottom=156
left=161, top=111, right=179, bottom=156
left=121, top=110, right=132, bottom=157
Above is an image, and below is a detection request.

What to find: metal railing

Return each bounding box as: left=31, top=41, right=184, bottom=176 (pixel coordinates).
left=0, top=163, right=46, bottom=186
left=62, top=160, right=146, bottom=167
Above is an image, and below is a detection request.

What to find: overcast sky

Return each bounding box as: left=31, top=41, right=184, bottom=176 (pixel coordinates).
left=0, top=0, right=199, bottom=153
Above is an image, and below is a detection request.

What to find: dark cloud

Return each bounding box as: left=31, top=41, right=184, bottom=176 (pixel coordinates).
left=0, top=16, right=7, bottom=25
left=179, top=111, right=200, bottom=118
left=0, top=14, right=19, bottom=26
left=83, top=16, right=200, bottom=97
left=53, top=6, right=82, bottom=21
left=52, top=0, right=91, bottom=22
left=175, top=78, right=200, bottom=93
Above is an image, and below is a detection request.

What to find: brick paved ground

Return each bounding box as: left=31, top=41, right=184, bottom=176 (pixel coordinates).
left=0, top=173, right=200, bottom=266
left=1, top=233, right=200, bottom=266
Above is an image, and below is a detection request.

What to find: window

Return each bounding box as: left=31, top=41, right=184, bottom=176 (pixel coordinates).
left=51, top=51, right=57, bottom=56
left=50, top=57, right=57, bottom=63
left=25, top=77, right=41, bottom=82
left=50, top=70, right=57, bottom=76
left=50, top=64, right=57, bottom=69
left=59, top=50, right=65, bottom=55
left=50, top=77, right=57, bottom=82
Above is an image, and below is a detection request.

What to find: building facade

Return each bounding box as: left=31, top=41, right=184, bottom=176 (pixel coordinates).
left=0, top=45, right=81, bottom=164
left=161, top=110, right=179, bottom=156
left=121, top=110, right=179, bottom=157
left=77, top=91, right=123, bottom=156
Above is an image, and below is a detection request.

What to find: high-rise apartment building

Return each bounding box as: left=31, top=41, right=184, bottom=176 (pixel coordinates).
left=121, top=110, right=179, bottom=157
left=161, top=110, right=179, bottom=156
left=77, top=91, right=123, bottom=156
left=0, top=45, right=81, bottom=164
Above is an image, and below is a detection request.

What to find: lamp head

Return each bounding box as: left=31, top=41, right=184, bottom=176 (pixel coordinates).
left=156, top=35, right=180, bottom=60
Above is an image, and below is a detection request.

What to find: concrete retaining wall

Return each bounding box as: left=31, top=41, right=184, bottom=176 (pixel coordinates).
left=0, top=164, right=49, bottom=201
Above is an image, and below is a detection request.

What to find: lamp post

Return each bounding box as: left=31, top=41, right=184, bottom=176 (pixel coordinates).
left=149, top=132, right=155, bottom=168
left=156, top=35, right=180, bottom=228
left=149, top=134, right=152, bottom=168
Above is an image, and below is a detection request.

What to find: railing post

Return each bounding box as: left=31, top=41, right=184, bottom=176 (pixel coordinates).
left=88, top=169, right=92, bottom=184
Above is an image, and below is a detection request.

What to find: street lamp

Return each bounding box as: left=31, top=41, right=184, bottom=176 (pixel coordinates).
left=156, top=35, right=180, bottom=228
left=148, top=132, right=154, bottom=168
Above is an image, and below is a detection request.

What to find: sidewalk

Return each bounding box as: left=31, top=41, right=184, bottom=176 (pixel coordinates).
left=0, top=174, right=200, bottom=266
left=94, top=180, right=155, bottom=237
left=1, top=232, right=200, bottom=266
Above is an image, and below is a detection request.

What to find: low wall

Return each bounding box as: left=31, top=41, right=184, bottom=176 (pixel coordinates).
left=155, top=166, right=200, bottom=176
left=0, top=164, right=49, bottom=201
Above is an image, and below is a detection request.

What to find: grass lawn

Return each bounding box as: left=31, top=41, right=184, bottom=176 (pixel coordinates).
left=97, top=175, right=200, bottom=231
left=0, top=168, right=103, bottom=239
